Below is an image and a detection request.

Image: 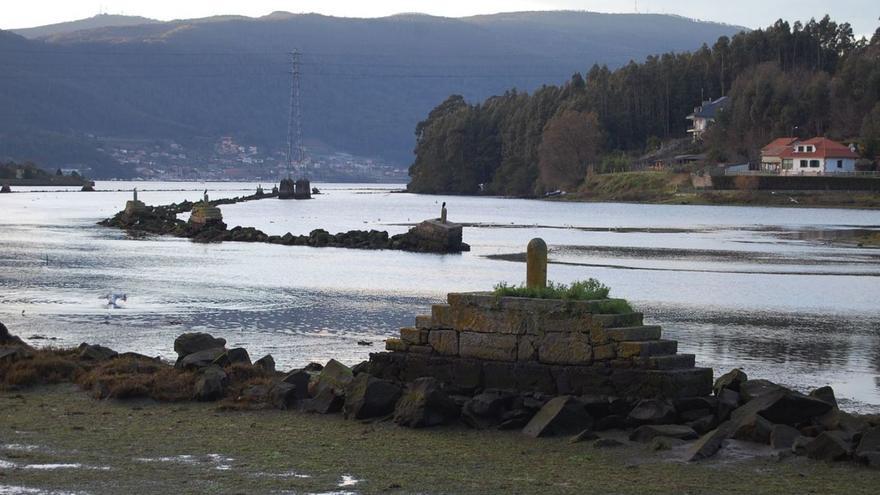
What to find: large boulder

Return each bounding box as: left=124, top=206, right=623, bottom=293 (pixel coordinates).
left=174, top=333, right=226, bottom=362
left=194, top=365, right=228, bottom=401
left=804, top=431, right=852, bottom=462
left=855, top=427, right=880, bottom=463
left=630, top=424, right=698, bottom=443
left=738, top=379, right=786, bottom=402
left=393, top=377, right=460, bottom=428
left=713, top=368, right=748, bottom=395
left=737, top=389, right=833, bottom=425
left=0, top=346, right=31, bottom=363
left=461, top=390, right=517, bottom=429
left=255, top=355, right=276, bottom=373
left=343, top=373, right=402, bottom=420
left=304, top=387, right=344, bottom=414
left=311, top=359, right=354, bottom=397
left=177, top=348, right=227, bottom=370
left=212, top=348, right=251, bottom=367
left=627, top=399, right=676, bottom=426
left=0, top=322, right=29, bottom=348
left=770, top=424, right=803, bottom=450
left=686, top=421, right=737, bottom=461
left=283, top=369, right=318, bottom=400
left=269, top=382, right=298, bottom=409
left=78, top=343, right=119, bottom=361
left=522, top=396, right=593, bottom=438
left=716, top=388, right=741, bottom=422
left=809, top=386, right=838, bottom=408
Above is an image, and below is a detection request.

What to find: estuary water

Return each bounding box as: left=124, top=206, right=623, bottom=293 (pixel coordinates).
left=1, top=182, right=879, bottom=411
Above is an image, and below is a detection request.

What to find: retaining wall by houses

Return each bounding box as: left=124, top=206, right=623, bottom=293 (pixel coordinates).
left=710, top=175, right=880, bottom=191
left=369, top=292, right=712, bottom=399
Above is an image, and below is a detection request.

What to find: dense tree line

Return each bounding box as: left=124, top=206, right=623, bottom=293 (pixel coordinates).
left=408, top=17, right=880, bottom=196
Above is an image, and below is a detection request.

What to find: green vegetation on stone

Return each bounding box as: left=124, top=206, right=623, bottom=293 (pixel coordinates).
left=493, top=278, right=632, bottom=309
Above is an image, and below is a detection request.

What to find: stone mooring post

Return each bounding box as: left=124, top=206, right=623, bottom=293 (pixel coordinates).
left=440, top=202, right=448, bottom=223
left=526, top=238, right=548, bottom=289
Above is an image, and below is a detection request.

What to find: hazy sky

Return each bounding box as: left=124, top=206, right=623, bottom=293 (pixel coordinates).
left=2, top=1, right=878, bottom=36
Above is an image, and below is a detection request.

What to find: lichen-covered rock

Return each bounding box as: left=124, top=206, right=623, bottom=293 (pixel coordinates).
left=713, top=368, right=748, bottom=395
left=393, top=377, right=460, bottom=428
left=312, top=359, right=354, bottom=397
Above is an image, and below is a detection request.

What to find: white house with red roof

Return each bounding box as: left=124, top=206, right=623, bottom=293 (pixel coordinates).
left=761, top=137, right=859, bottom=175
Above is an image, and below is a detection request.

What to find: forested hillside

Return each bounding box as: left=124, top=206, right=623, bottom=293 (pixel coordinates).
left=0, top=11, right=741, bottom=177
left=408, top=17, right=880, bottom=196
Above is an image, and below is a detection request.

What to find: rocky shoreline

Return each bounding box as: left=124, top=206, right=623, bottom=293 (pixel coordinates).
left=98, top=191, right=470, bottom=253
left=1, top=320, right=878, bottom=470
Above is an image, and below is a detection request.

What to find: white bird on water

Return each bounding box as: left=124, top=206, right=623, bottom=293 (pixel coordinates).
left=102, top=293, right=128, bottom=309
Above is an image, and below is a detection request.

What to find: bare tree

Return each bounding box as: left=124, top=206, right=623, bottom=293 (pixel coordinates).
left=537, top=110, right=603, bottom=192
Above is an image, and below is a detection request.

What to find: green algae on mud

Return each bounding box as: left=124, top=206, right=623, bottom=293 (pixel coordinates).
left=2, top=386, right=880, bottom=495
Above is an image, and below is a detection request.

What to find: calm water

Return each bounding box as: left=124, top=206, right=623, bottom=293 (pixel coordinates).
left=1, top=182, right=879, bottom=411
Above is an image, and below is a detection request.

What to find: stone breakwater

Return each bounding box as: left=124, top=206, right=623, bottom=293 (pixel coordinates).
left=99, top=193, right=470, bottom=253
left=375, top=292, right=711, bottom=399
left=1, top=316, right=879, bottom=468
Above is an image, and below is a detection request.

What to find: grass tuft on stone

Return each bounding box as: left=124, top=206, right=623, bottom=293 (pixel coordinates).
left=493, top=279, right=633, bottom=313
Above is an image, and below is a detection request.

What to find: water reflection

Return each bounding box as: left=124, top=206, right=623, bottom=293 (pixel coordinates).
left=0, top=182, right=878, bottom=411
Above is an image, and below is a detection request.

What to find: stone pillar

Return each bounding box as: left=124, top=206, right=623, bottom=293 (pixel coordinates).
left=133, top=188, right=138, bottom=202
left=440, top=202, right=447, bottom=223
left=526, top=238, right=547, bottom=289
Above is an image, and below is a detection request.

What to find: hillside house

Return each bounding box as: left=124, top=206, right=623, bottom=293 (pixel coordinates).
left=687, top=96, right=728, bottom=142
left=762, top=137, right=859, bottom=175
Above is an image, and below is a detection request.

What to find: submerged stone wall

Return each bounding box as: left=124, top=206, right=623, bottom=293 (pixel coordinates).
left=371, top=292, right=712, bottom=399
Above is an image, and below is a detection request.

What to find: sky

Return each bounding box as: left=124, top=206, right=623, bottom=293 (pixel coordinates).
left=1, top=0, right=878, bottom=37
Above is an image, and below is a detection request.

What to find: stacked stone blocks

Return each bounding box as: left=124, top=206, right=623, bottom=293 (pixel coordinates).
left=378, top=292, right=711, bottom=399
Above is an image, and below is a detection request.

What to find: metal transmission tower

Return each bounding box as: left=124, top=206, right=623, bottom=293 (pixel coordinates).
left=279, top=49, right=311, bottom=200
left=285, top=49, right=304, bottom=177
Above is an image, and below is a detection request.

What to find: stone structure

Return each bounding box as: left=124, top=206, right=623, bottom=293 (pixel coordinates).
left=278, top=178, right=312, bottom=200
left=404, top=206, right=466, bottom=253
left=0, top=184, right=10, bottom=193
left=124, top=188, right=147, bottom=215
left=526, top=238, right=548, bottom=289
left=188, top=192, right=223, bottom=227
left=372, top=293, right=711, bottom=399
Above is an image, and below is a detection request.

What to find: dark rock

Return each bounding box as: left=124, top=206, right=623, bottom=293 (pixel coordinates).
left=305, top=387, right=344, bottom=414
left=194, top=365, right=227, bottom=401
left=732, top=414, right=773, bottom=444
left=594, top=414, right=628, bottom=431
left=577, top=395, right=612, bottom=418
left=770, top=424, right=803, bottom=450
left=569, top=429, right=599, bottom=443
left=815, top=409, right=866, bottom=439
left=254, top=355, right=275, bottom=373
left=752, top=390, right=833, bottom=425
left=593, top=438, right=624, bottom=448
left=303, top=362, right=324, bottom=372
left=739, top=379, right=786, bottom=402
left=800, top=425, right=825, bottom=437
left=686, top=421, right=737, bottom=461
left=212, top=347, right=251, bottom=367
left=716, top=388, right=741, bottom=421
left=177, top=347, right=227, bottom=370
left=174, top=332, right=227, bottom=361
left=862, top=452, right=880, bottom=469
left=0, top=346, right=31, bottom=363
left=809, top=386, right=838, bottom=408
left=343, top=373, right=402, bottom=420
left=497, top=409, right=534, bottom=430
left=78, top=343, right=118, bottom=361
left=679, top=408, right=713, bottom=423
left=630, top=424, right=698, bottom=443
left=686, top=415, right=718, bottom=435
left=0, top=322, right=29, bottom=348
left=393, top=377, right=460, bottom=428
left=239, top=384, right=270, bottom=403
left=649, top=437, right=686, bottom=451
left=792, top=435, right=812, bottom=455
left=805, top=431, right=852, bottom=461
left=312, top=359, right=354, bottom=397
left=269, top=382, right=298, bottom=409
left=522, top=396, right=592, bottom=438
left=461, top=390, right=516, bottom=429
left=283, top=369, right=317, bottom=399
left=855, top=427, right=880, bottom=462
left=627, top=399, right=676, bottom=426
left=674, top=396, right=717, bottom=414
left=713, top=368, right=748, bottom=395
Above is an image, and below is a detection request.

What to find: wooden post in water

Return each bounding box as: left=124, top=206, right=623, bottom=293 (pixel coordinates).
left=526, top=238, right=547, bottom=289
